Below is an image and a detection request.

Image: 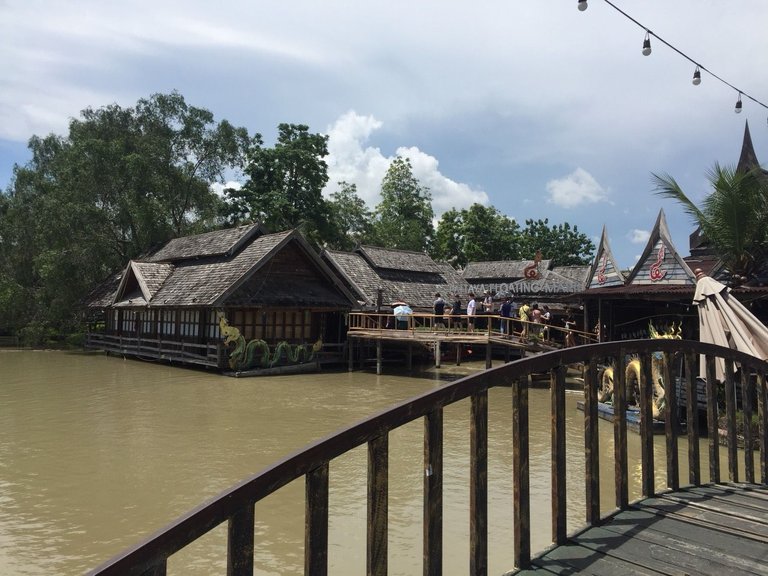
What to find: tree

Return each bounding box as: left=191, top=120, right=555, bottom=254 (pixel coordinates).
left=0, top=91, right=250, bottom=341
left=371, top=156, right=434, bottom=252
left=326, top=181, right=373, bottom=250
left=653, top=164, right=768, bottom=284
left=520, top=218, right=595, bottom=266
left=225, top=124, right=332, bottom=246
left=432, top=204, right=522, bottom=268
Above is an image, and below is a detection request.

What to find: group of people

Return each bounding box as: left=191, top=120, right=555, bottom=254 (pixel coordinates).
left=431, top=291, right=559, bottom=339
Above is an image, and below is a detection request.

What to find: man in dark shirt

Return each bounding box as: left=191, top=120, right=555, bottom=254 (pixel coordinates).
left=433, top=293, right=446, bottom=328
left=500, top=296, right=512, bottom=335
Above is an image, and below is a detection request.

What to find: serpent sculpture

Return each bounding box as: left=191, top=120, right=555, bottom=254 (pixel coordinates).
left=218, top=314, right=322, bottom=371
left=597, top=321, right=682, bottom=421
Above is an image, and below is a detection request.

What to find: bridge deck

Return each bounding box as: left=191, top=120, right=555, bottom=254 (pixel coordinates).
left=513, top=483, right=768, bottom=576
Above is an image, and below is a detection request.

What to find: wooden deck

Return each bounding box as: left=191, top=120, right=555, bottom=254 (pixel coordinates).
left=513, top=483, right=768, bottom=576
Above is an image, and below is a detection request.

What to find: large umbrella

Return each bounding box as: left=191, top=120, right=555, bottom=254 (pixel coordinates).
left=692, top=270, right=768, bottom=380
left=393, top=304, right=413, bottom=318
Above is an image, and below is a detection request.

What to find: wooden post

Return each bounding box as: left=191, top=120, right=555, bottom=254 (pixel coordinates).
left=640, top=354, right=654, bottom=497
left=305, top=463, right=329, bottom=576
left=227, top=506, right=254, bottom=576
left=348, top=339, right=354, bottom=372
left=584, top=358, right=600, bottom=524
left=513, top=374, right=530, bottom=568
left=686, top=352, right=700, bottom=485
left=407, top=344, right=413, bottom=371
left=376, top=340, right=382, bottom=376
left=435, top=341, right=441, bottom=368
left=724, top=359, right=738, bottom=482
left=663, top=352, right=679, bottom=491
left=551, top=365, right=567, bottom=544
left=705, top=355, right=720, bottom=483
left=485, top=342, right=492, bottom=369
left=743, top=369, right=755, bottom=483
left=368, top=435, right=388, bottom=576
left=455, top=344, right=461, bottom=366
left=470, top=391, right=488, bottom=576
left=759, top=371, right=768, bottom=484
left=614, top=351, right=628, bottom=509
left=424, top=409, right=443, bottom=576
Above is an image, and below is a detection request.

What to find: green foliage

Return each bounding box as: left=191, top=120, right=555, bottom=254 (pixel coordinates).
left=371, top=157, right=434, bottom=252
left=225, top=123, right=332, bottom=245
left=432, top=204, right=522, bottom=267
left=0, top=91, right=250, bottom=338
left=653, top=164, right=768, bottom=283
left=520, top=218, right=595, bottom=266
left=326, top=181, right=374, bottom=250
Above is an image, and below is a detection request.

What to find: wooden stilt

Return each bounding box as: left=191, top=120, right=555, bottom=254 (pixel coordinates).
left=435, top=341, right=441, bottom=368
left=376, top=340, right=382, bottom=375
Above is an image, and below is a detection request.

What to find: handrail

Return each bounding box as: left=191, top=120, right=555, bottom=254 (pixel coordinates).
left=348, top=311, right=598, bottom=344
left=87, top=339, right=768, bottom=575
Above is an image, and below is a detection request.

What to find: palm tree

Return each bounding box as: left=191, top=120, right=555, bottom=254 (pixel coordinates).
left=652, top=163, right=768, bottom=285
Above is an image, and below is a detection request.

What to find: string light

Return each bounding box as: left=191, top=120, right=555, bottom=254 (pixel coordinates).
left=641, top=31, right=652, bottom=56
left=578, top=0, right=768, bottom=121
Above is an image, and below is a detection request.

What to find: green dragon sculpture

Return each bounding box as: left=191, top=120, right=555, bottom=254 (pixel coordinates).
left=218, top=314, right=322, bottom=371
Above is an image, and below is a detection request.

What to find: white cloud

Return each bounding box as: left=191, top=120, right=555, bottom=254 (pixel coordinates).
left=545, top=168, right=609, bottom=209
left=325, top=111, right=487, bottom=215
left=210, top=181, right=242, bottom=198
left=628, top=229, right=651, bottom=244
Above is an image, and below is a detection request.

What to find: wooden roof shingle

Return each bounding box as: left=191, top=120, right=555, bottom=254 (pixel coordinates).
left=147, top=222, right=263, bottom=263
left=463, top=259, right=553, bottom=281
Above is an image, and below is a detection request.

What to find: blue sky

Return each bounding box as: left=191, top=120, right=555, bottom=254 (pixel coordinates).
left=2, top=0, right=767, bottom=269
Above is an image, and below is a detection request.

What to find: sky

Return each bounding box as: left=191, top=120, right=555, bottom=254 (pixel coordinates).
left=2, top=0, right=767, bottom=269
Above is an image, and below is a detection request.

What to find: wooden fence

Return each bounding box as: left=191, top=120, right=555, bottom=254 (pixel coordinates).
left=87, top=339, right=768, bottom=576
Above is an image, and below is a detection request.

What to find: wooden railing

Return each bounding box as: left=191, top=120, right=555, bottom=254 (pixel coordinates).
left=87, top=339, right=768, bottom=576
left=348, top=311, right=597, bottom=345
left=85, top=333, right=222, bottom=368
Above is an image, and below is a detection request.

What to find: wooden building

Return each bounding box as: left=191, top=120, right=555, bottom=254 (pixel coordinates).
left=85, top=223, right=356, bottom=372
left=321, top=245, right=464, bottom=312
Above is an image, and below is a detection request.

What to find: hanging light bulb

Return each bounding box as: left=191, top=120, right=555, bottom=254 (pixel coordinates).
left=735, top=93, right=743, bottom=114
left=692, top=66, right=701, bottom=86
left=642, top=31, right=652, bottom=56
left=577, top=0, right=588, bottom=11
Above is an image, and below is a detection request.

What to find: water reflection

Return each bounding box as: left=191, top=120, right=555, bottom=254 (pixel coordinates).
left=0, top=351, right=746, bottom=575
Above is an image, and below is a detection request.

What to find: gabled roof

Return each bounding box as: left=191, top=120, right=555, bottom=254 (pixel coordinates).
left=147, top=222, right=265, bottom=263
left=552, top=265, right=592, bottom=288
left=358, top=245, right=442, bottom=273
left=586, top=226, right=626, bottom=289
left=463, top=259, right=553, bottom=280
left=322, top=248, right=459, bottom=309
left=737, top=120, right=763, bottom=175
left=626, top=210, right=695, bottom=286
left=92, top=227, right=356, bottom=309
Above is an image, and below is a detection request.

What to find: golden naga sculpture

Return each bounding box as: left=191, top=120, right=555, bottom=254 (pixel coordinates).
left=218, top=313, right=322, bottom=371
left=598, top=321, right=682, bottom=421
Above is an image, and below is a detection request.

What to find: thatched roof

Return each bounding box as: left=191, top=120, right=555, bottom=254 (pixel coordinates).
left=322, top=247, right=461, bottom=310
left=91, top=226, right=355, bottom=309
left=463, top=259, right=553, bottom=281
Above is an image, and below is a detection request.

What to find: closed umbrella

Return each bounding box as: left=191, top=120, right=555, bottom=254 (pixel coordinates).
left=692, top=270, right=768, bottom=380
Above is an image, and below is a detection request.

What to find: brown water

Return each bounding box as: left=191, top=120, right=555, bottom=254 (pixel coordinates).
left=0, top=350, right=743, bottom=575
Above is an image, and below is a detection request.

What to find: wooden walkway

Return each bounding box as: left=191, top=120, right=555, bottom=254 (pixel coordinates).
left=513, top=483, right=768, bottom=576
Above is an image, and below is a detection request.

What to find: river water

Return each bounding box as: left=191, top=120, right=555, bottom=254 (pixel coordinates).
left=0, top=350, right=736, bottom=575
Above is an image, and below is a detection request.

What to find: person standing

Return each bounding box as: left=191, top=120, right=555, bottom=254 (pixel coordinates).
left=433, top=293, right=446, bottom=329
left=466, top=292, right=477, bottom=333
left=500, top=296, right=512, bottom=335
left=542, top=305, right=552, bottom=340
left=518, top=301, right=531, bottom=341
left=450, top=294, right=462, bottom=331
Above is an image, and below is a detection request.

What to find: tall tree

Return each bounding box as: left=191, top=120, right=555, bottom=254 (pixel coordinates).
left=326, top=181, right=373, bottom=250
left=225, top=124, right=332, bottom=245
left=371, top=156, right=434, bottom=252
left=653, top=164, right=768, bottom=284
left=432, top=204, right=521, bottom=268
left=0, top=91, right=250, bottom=341
left=520, top=218, right=595, bottom=266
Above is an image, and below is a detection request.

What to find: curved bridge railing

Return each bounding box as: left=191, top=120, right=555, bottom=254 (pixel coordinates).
left=87, top=340, right=768, bottom=576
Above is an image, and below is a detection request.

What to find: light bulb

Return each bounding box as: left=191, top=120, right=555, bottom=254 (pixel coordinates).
left=735, top=95, right=743, bottom=114
left=578, top=0, right=588, bottom=11
left=692, top=67, right=701, bottom=86
left=642, top=34, right=652, bottom=56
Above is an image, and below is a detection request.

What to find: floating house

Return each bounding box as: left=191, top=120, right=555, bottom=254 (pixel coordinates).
left=84, top=223, right=356, bottom=373
left=321, top=245, right=464, bottom=312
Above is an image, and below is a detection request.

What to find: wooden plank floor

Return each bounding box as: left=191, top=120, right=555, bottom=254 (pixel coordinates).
left=512, top=484, right=768, bottom=575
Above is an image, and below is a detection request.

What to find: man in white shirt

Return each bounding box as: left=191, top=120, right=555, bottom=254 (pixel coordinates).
left=466, top=292, right=476, bottom=332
